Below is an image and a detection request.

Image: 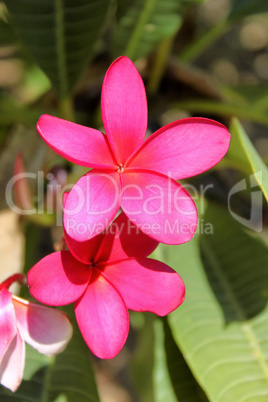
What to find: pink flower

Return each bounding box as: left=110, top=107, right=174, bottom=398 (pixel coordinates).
left=37, top=56, right=230, bottom=244
left=0, top=274, right=72, bottom=392
left=27, top=211, right=185, bottom=359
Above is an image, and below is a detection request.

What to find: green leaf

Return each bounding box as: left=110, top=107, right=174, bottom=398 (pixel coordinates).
left=0, top=306, right=100, bottom=401
left=113, top=0, right=203, bottom=60
left=154, top=318, right=209, bottom=402
left=131, top=312, right=155, bottom=402
left=229, top=0, right=268, bottom=21
left=4, top=0, right=110, bottom=97
left=180, top=0, right=268, bottom=63
left=163, top=201, right=268, bottom=401
left=179, top=19, right=228, bottom=63
left=221, top=85, right=268, bottom=112
left=226, top=118, right=268, bottom=202
left=18, top=64, right=52, bottom=105
left=173, top=99, right=268, bottom=127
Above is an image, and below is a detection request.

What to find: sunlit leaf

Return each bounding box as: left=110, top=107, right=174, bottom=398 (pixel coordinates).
left=227, top=118, right=268, bottom=202
left=163, top=201, right=268, bottom=401
left=4, top=0, right=110, bottom=97
left=154, top=318, right=209, bottom=402
left=16, top=64, right=51, bottom=105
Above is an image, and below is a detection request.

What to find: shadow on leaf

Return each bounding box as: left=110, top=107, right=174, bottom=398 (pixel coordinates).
left=200, top=203, right=268, bottom=323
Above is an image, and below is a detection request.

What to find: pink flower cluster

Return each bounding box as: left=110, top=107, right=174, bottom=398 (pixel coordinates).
left=29, top=207, right=185, bottom=359
left=1, top=56, right=230, bottom=391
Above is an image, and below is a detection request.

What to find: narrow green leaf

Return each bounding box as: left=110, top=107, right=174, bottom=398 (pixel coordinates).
left=180, top=0, right=268, bottom=63
left=147, top=35, right=175, bottom=94
left=173, top=99, right=268, bottom=126
left=164, top=201, right=268, bottom=401
left=154, top=318, right=208, bottom=402
left=179, top=19, right=228, bottom=63
left=220, top=85, right=268, bottom=112
left=227, top=118, right=268, bottom=202
left=113, top=0, right=193, bottom=60
left=0, top=306, right=100, bottom=401
left=4, top=0, right=110, bottom=97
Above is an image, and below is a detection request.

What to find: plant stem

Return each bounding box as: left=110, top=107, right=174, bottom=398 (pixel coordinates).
left=124, top=0, right=157, bottom=60
left=0, top=274, right=27, bottom=290
left=59, top=95, right=75, bottom=122
left=173, top=100, right=268, bottom=126
left=180, top=19, right=228, bottom=63
left=147, top=35, right=175, bottom=95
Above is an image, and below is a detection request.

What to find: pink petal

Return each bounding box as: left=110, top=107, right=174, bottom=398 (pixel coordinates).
left=63, top=170, right=121, bottom=242
left=0, top=332, right=25, bottom=392
left=62, top=192, right=68, bottom=206
left=97, top=211, right=159, bottom=263
left=0, top=288, right=17, bottom=361
left=74, top=270, right=129, bottom=359
left=13, top=295, right=72, bottom=356
left=63, top=191, right=105, bottom=263
left=128, top=117, right=231, bottom=179
left=27, top=251, right=91, bottom=306
left=121, top=169, right=198, bottom=244
left=65, top=230, right=105, bottom=265
left=101, top=56, right=147, bottom=164
left=103, top=258, right=185, bottom=316
left=37, top=114, right=116, bottom=168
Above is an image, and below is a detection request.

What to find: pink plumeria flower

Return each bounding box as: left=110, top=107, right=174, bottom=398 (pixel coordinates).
left=37, top=56, right=230, bottom=244
left=28, top=210, right=185, bottom=359
left=0, top=274, right=72, bottom=392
